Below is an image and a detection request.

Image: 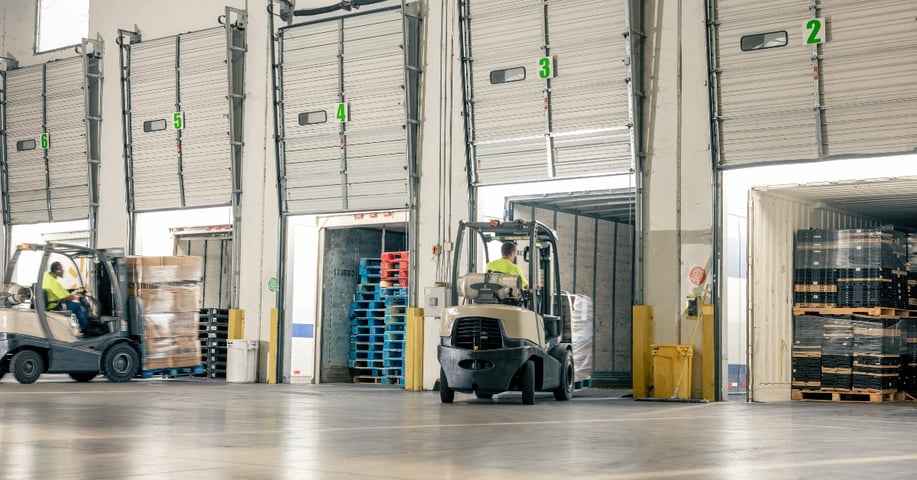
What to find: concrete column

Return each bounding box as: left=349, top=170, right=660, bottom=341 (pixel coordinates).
left=641, top=0, right=713, bottom=346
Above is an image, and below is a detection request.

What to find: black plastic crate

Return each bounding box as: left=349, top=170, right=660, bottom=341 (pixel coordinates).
left=794, top=292, right=837, bottom=306
left=794, top=268, right=837, bottom=285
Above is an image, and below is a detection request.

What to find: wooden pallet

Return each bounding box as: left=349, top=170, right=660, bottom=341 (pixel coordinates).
left=791, top=389, right=903, bottom=403
left=792, top=306, right=910, bottom=318
left=353, top=375, right=384, bottom=384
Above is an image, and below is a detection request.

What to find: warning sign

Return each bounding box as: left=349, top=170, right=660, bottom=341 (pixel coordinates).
left=689, top=266, right=707, bottom=286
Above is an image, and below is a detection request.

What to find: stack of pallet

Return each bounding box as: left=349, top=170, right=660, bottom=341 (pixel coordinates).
left=198, top=308, right=229, bottom=378
left=127, top=256, right=204, bottom=376
left=381, top=251, right=409, bottom=385
left=908, top=234, right=916, bottom=309
left=835, top=228, right=908, bottom=309
left=794, top=229, right=837, bottom=307
left=349, top=258, right=385, bottom=383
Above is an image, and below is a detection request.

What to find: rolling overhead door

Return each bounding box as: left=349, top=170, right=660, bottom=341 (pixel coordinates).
left=712, top=0, right=917, bottom=167
left=124, top=26, right=242, bottom=212
left=462, top=0, right=635, bottom=185
left=277, top=4, right=422, bottom=215
left=2, top=50, right=100, bottom=226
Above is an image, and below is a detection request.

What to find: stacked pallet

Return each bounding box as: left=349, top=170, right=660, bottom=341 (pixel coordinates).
left=908, top=234, right=916, bottom=309
left=127, top=256, right=205, bottom=376
left=794, top=229, right=837, bottom=307
left=792, top=314, right=905, bottom=402
left=348, top=254, right=410, bottom=385
left=349, top=258, right=386, bottom=383
left=835, top=228, right=907, bottom=309
left=199, top=308, right=229, bottom=378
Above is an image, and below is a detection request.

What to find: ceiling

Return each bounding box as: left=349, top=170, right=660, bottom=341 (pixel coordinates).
left=505, top=188, right=637, bottom=225
left=755, top=176, right=917, bottom=229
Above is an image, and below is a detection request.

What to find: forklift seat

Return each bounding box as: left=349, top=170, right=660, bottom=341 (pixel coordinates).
left=461, top=272, right=522, bottom=304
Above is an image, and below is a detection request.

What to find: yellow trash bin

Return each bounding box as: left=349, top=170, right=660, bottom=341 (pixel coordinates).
left=651, top=345, right=694, bottom=399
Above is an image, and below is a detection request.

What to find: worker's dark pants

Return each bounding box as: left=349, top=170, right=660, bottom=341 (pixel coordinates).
left=59, top=301, right=88, bottom=328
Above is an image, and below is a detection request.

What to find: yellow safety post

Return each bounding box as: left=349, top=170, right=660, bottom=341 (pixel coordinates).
left=701, top=304, right=715, bottom=401
left=268, top=308, right=278, bottom=384
left=228, top=308, right=245, bottom=339
left=405, top=307, right=424, bottom=391
left=632, top=305, right=654, bottom=398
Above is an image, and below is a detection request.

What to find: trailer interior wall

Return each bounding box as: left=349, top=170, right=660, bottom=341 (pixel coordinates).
left=512, top=204, right=634, bottom=385
left=748, top=188, right=876, bottom=402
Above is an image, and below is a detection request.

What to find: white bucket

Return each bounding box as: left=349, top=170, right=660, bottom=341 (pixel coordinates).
left=226, top=340, right=258, bottom=383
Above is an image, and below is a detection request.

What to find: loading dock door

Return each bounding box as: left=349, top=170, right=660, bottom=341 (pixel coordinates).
left=712, top=0, right=917, bottom=167
left=277, top=5, right=422, bottom=215
left=3, top=54, right=98, bottom=225
left=463, top=0, right=635, bottom=185
left=125, top=27, right=237, bottom=212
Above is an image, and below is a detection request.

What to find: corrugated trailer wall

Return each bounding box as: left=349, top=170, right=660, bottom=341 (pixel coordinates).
left=519, top=205, right=634, bottom=385
left=747, top=188, right=875, bottom=402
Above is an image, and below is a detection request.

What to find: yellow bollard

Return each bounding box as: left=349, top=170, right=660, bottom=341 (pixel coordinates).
left=228, top=308, right=245, bottom=339
left=405, top=307, right=424, bottom=391
left=632, top=305, right=654, bottom=398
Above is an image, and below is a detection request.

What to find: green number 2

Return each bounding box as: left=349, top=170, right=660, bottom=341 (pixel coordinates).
left=538, top=57, right=552, bottom=79
left=805, top=19, right=823, bottom=45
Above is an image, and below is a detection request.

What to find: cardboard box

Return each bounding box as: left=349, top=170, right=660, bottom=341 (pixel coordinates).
left=143, top=312, right=200, bottom=338
left=130, top=284, right=202, bottom=313
left=126, top=256, right=203, bottom=283
left=143, top=335, right=201, bottom=370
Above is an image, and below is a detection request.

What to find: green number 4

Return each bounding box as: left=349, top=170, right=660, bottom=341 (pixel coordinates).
left=538, top=57, right=553, bottom=79
left=336, top=103, right=348, bottom=122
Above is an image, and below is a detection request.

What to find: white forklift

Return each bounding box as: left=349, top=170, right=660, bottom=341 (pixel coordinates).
left=437, top=219, right=575, bottom=405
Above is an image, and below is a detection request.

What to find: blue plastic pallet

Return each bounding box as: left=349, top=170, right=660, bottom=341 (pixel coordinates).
left=350, top=316, right=386, bottom=326
left=384, top=331, right=406, bottom=342
left=354, top=291, right=380, bottom=302
left=382, top=376, right=405, bottom=385
left=383, top=358, right=404, bottom=368
left=384, top=315, right=407, bottom=325
left=359, top=265, right=382, bottom=276
left=359, top=258, right=382, bottom=266
left=352, top=368, right=386, bottom=377
left=382, top=367, right=403, bottom=377
left=381, top=287, right=407, bottom=297
left=352, top=300, right=385, bottom=310
left=385, top=306, right=407, bottom=316
left=384, top=296, right=408, bottom=306
left=356, top=283, right=381, bottom=294
left=385, top=321, right=406, bottom=330
left=359, top=274, right=381, bottom=284
left=383, top=340, right=405, bottom=351
left=352, top=324, right=386, bottom=335
left=139, top=364, right=205, bottom=378
left=351, top=334, right=386, bottom=343
left=349, top=359, right=386, bottom=369
left=349, top=348, right=385, bottom=359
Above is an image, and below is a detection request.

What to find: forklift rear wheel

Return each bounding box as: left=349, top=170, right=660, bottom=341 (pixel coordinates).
left=521, top=360, right=535, bottom=405
left=69, top=372, right=97, bottom=383
left=553, top=350, right=574, bottom=401
left=11, top=350, right=44, bottom=384
left=104, top=344, right=140, bottom=383
left=439, top=368, right=455, bottom=403
left=474, top=392, right=493, bottom=399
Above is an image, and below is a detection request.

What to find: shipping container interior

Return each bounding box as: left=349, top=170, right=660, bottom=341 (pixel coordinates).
left=723, top=156, right=917, bottom=402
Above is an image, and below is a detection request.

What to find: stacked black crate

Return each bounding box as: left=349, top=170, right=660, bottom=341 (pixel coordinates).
left=198, top=308, right=229, bottom=378
left=852, top=318, right=901, bottom=392
left=349, top=258, right=386, bottom=382
left=821, top=317, right=853, bottom=390
left=794, top=229, right=837, bottom=307
left=900, top=318, right=917, bottom=395
left=835, top=228, right=907, bottom=308
left=792, top=315, right=824, bottom=390
left=380, top=251, right=409, bottom=385
left=908, top=234, right=917, bottom=309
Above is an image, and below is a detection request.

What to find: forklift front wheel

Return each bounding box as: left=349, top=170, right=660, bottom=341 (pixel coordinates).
left=104, top=343, right=140, bottom=383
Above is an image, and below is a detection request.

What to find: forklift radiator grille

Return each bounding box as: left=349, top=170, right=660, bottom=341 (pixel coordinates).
left=454, top=317, right=503, bottom=350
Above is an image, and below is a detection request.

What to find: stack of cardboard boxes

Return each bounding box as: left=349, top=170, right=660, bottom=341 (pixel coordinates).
left=127, top=256, right=203, bottom=371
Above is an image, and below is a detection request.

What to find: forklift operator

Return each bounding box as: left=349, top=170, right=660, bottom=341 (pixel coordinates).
left=485, top=242, right=529, bottom=288
left=43, top=261, right=88, bottom=329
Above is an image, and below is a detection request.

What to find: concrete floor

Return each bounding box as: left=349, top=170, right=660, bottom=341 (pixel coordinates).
left=2, top=376, right=917, bottom=479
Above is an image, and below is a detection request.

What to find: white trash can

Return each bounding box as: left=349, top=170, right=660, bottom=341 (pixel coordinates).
left=226, top=340, right=258, bottom=383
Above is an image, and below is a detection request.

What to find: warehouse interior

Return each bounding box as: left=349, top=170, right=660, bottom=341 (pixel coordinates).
left=2, top=0, right=917, bottom=477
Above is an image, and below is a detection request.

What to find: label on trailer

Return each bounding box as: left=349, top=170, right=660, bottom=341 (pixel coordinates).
left=40, top=133, right=50, bottom=149
left=173, top=111, right=185, bottom=130
left=538, top=56, right=556, bottom=79
left=803, top=18, right=825, bottom=45
left=336, top=103, right=349, bottom=123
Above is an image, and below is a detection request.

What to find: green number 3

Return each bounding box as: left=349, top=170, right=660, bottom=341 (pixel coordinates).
left=538, top=57, right=552, bottom=79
